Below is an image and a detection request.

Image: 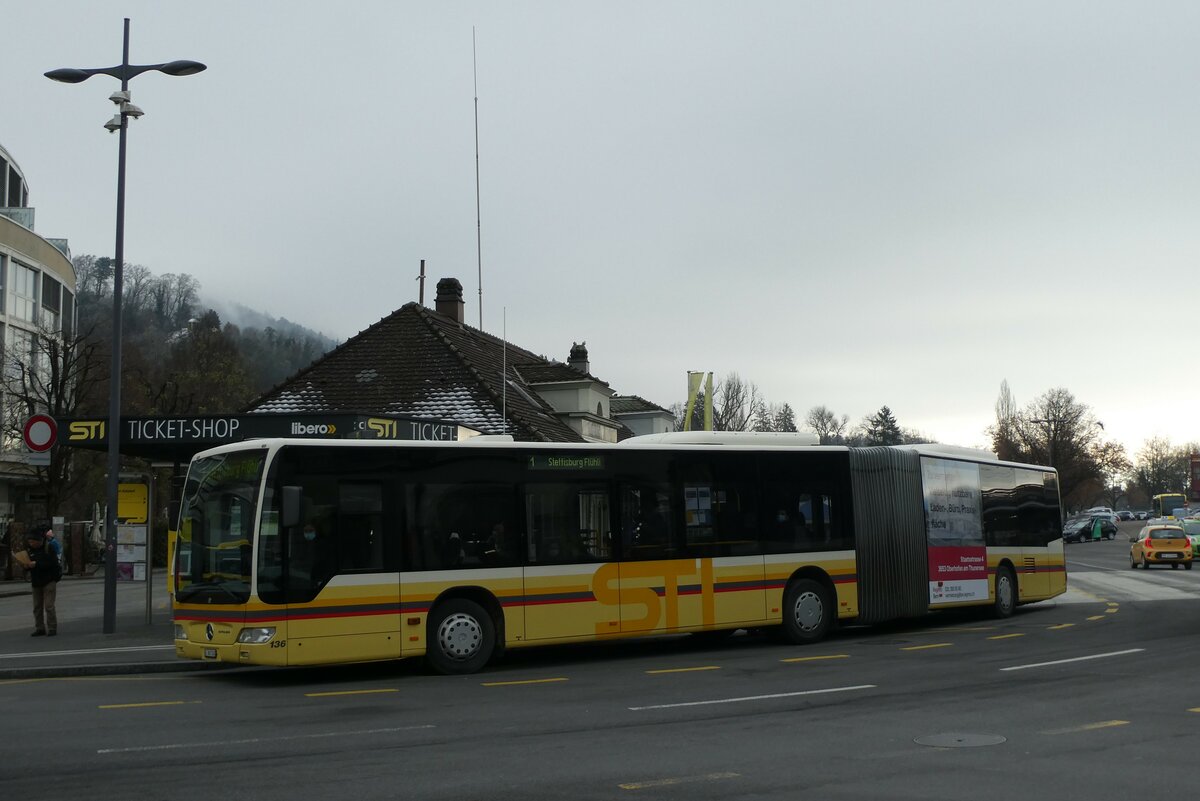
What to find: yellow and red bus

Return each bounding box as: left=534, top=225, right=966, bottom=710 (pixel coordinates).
left=172, top=434, right=1066, bottom=674
left=1151, top=493, right=1188, bottom=519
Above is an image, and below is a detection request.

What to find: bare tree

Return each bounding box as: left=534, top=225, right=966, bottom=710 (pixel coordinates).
left=72, top=254, right=113, bottom=301
left=1011, top=387, right=1103, bottom=508
left=1132, top=436, right=1189, bottom=497
left=806, top=405, right=849, bottom=444
left=713, top=372, right=763, bottom=432
left=1092, top=440, right=1132, bottom=509
left=150, top=273, right=200, bottom=329
left=988, top=379, right=1021, bottom=461
left=122, top=263, right=156, bottom=319
left=1, top=320, right=108, bottom=518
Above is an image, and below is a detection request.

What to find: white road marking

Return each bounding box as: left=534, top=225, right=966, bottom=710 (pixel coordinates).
left=1000, top=648, right=1144, bottom=672
left=620, top=772, right=740, bottom=790
left=628, top=684, right=875, bottom=711
left=1059, top=572, right=1199, bottom=603
left=97, top=724, right=436, bottom=754
left=0, top=645, right=173, bottom=661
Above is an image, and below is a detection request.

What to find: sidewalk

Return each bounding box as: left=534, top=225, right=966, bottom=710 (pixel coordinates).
left=0, top=568, right=226, bottom=679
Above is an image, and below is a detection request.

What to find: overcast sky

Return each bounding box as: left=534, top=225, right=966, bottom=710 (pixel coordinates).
left=5, top=2, right=1199, bottom=455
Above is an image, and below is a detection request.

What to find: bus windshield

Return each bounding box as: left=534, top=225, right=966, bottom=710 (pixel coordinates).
left=174, top=449, right=266, bottom=604
left=1153, top=494, right=1187, bottom=518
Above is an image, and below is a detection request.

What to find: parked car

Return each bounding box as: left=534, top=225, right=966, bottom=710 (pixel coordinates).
left=1134, top=511, right=1149, bottom=521
left=1180, top=519, right=1200, bottom=558
left=1065, top=516, right=1118, bottom=543
left=1117, top=510, right=1134, bottom=521
left=1130, top=525, right=1193, bottom=569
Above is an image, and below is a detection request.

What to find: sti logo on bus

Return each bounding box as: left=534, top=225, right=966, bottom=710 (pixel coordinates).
left=291, top=422, right=337, bottom=436
left=69, top=421, right=104, bottom=441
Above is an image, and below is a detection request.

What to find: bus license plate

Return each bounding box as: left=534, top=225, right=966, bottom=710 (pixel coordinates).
left=204, top=648, right=217, bottom=659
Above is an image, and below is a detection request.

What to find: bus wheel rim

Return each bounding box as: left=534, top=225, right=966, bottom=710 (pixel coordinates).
left=793, top=590, right=823, bottom=632
left=999, top=576, right=1013, bottom=610
left=438, top=613, right=483, bottom=660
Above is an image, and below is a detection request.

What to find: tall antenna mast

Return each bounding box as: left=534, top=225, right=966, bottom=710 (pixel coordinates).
left=473, top=26, right=483, bottom=330
left=502, top=306, right=507, bottom=434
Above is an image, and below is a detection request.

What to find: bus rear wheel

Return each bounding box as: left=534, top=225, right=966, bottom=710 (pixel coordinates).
left=427, top=598, right=496, bottom=675
left=781, top=578, right=833, bottom=644
left=992, top=566, right=1016, bottom=618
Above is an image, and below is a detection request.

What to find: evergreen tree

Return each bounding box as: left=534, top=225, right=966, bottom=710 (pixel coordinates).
left=864, top=405, right=903, bottom=445
left=773, top=403, right=797, bottom=433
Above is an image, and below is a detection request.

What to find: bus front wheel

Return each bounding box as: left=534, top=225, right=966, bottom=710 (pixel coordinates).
left=781, top=578, right=833, bottom=644
left=427, top=598, right=496, bottom=675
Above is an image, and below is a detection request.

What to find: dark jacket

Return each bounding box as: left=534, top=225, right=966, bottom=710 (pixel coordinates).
left=27, top=543, right=61, bottom=588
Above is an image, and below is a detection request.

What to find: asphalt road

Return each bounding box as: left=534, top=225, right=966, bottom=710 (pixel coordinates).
left=6, top=529, right=1200, bottom=801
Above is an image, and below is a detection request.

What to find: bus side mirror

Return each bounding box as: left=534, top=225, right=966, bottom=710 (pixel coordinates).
left=281, top=486, right=302, bottom=529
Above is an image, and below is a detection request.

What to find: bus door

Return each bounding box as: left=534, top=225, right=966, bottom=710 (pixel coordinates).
left=615, top=456, right=765, bottom=634
left=522, top=481, right=620, bottom=640
left=281, top=465, right=401, bottom=665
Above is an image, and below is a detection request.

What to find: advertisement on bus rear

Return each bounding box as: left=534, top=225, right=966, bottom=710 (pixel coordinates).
left=922, top=457, right=988, bottom=605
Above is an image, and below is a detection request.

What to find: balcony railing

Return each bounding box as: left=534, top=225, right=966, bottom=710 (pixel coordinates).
left=0, top=207, right=35, bottom=229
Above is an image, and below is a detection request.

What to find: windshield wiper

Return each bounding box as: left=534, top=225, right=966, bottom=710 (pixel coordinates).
left=175, top=581, right=245, bottom=603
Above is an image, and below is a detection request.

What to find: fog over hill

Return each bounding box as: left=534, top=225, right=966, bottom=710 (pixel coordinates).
left=201, top=296, right=340, bottom=352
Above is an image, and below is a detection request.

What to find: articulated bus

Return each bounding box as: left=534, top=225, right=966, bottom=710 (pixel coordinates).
left=171, top=434, right=1065, bottom=674
left=1151, top=493, right=1189, bottom=520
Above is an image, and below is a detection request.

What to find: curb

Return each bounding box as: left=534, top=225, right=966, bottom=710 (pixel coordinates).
left=0, top=660, right=242, bottom=680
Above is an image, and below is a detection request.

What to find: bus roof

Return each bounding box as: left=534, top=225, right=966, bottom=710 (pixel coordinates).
left=186, top=435, right=1054, bottom=474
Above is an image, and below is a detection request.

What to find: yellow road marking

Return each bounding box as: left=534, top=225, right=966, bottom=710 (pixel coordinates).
left=645, top=666, right=721, bottom=675
left=304, top=688, right=399, bottom=698
left=780, top=654, right=850, bottom=663
left=1105, top=608, right=1119, bottom=614
left=619, top=772, right=740, bottom=790
left=1107, top=603, right=1119, bottom=608
left=923, top=626, right=994, bottom=633
left=902, top=643, right=952, bottom=651
left=1041, top=720, right=1129, bottom=735
left=480, top=677, right=569, bottom=687
left=1048, top=623, right=1075, bottom=630
left=1087, top=615, right=1106, bottom=621
left=987, top=633, right=1025, bottom=640
left=1188, top=708, right=1200, bottom=713
left=98, top=701, right=199, bottom=709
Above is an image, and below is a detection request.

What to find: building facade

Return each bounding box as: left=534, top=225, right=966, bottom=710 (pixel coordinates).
left=0, top=143, right=77, bottom=536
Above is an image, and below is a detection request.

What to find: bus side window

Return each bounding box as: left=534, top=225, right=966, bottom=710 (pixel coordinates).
left=621, top=483, right=677, bottom=560
left=525, top=483, right=610, bottom=565
left=336, top=482, right=385, bottom=573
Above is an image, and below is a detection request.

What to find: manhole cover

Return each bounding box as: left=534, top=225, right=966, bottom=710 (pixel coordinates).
left=914, top=733, right=1007, bottom=748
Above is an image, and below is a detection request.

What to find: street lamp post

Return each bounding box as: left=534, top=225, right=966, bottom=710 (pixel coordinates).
left=46, top=18, right=204, bottom=634
left=1030, top=418, right=1055, bottom=468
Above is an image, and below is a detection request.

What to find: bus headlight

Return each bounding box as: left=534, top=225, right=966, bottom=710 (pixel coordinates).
left=174, top=624, right=188, bottom=641
left=236, top=627, right=276, bottom=644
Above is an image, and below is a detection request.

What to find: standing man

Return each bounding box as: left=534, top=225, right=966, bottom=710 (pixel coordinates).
left=26, top=524, right=62, bottom=636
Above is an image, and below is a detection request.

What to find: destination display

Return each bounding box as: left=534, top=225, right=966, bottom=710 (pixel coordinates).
left=527, top=455, right=605, bottom=471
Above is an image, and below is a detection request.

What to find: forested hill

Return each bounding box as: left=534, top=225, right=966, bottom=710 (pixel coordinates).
left=72, top=254, right=338, bottom=416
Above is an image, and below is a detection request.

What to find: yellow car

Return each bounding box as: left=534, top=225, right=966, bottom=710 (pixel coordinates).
left=1130, top=525, right=1193, bottom=570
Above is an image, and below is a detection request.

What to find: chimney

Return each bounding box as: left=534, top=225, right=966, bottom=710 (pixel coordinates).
left=568, top=341, right=589, bottom=374
left=434, top=277, right=465, bottom=325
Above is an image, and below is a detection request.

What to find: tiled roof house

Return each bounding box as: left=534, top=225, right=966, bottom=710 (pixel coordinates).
left=247, top=278, right=675, bottom=443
